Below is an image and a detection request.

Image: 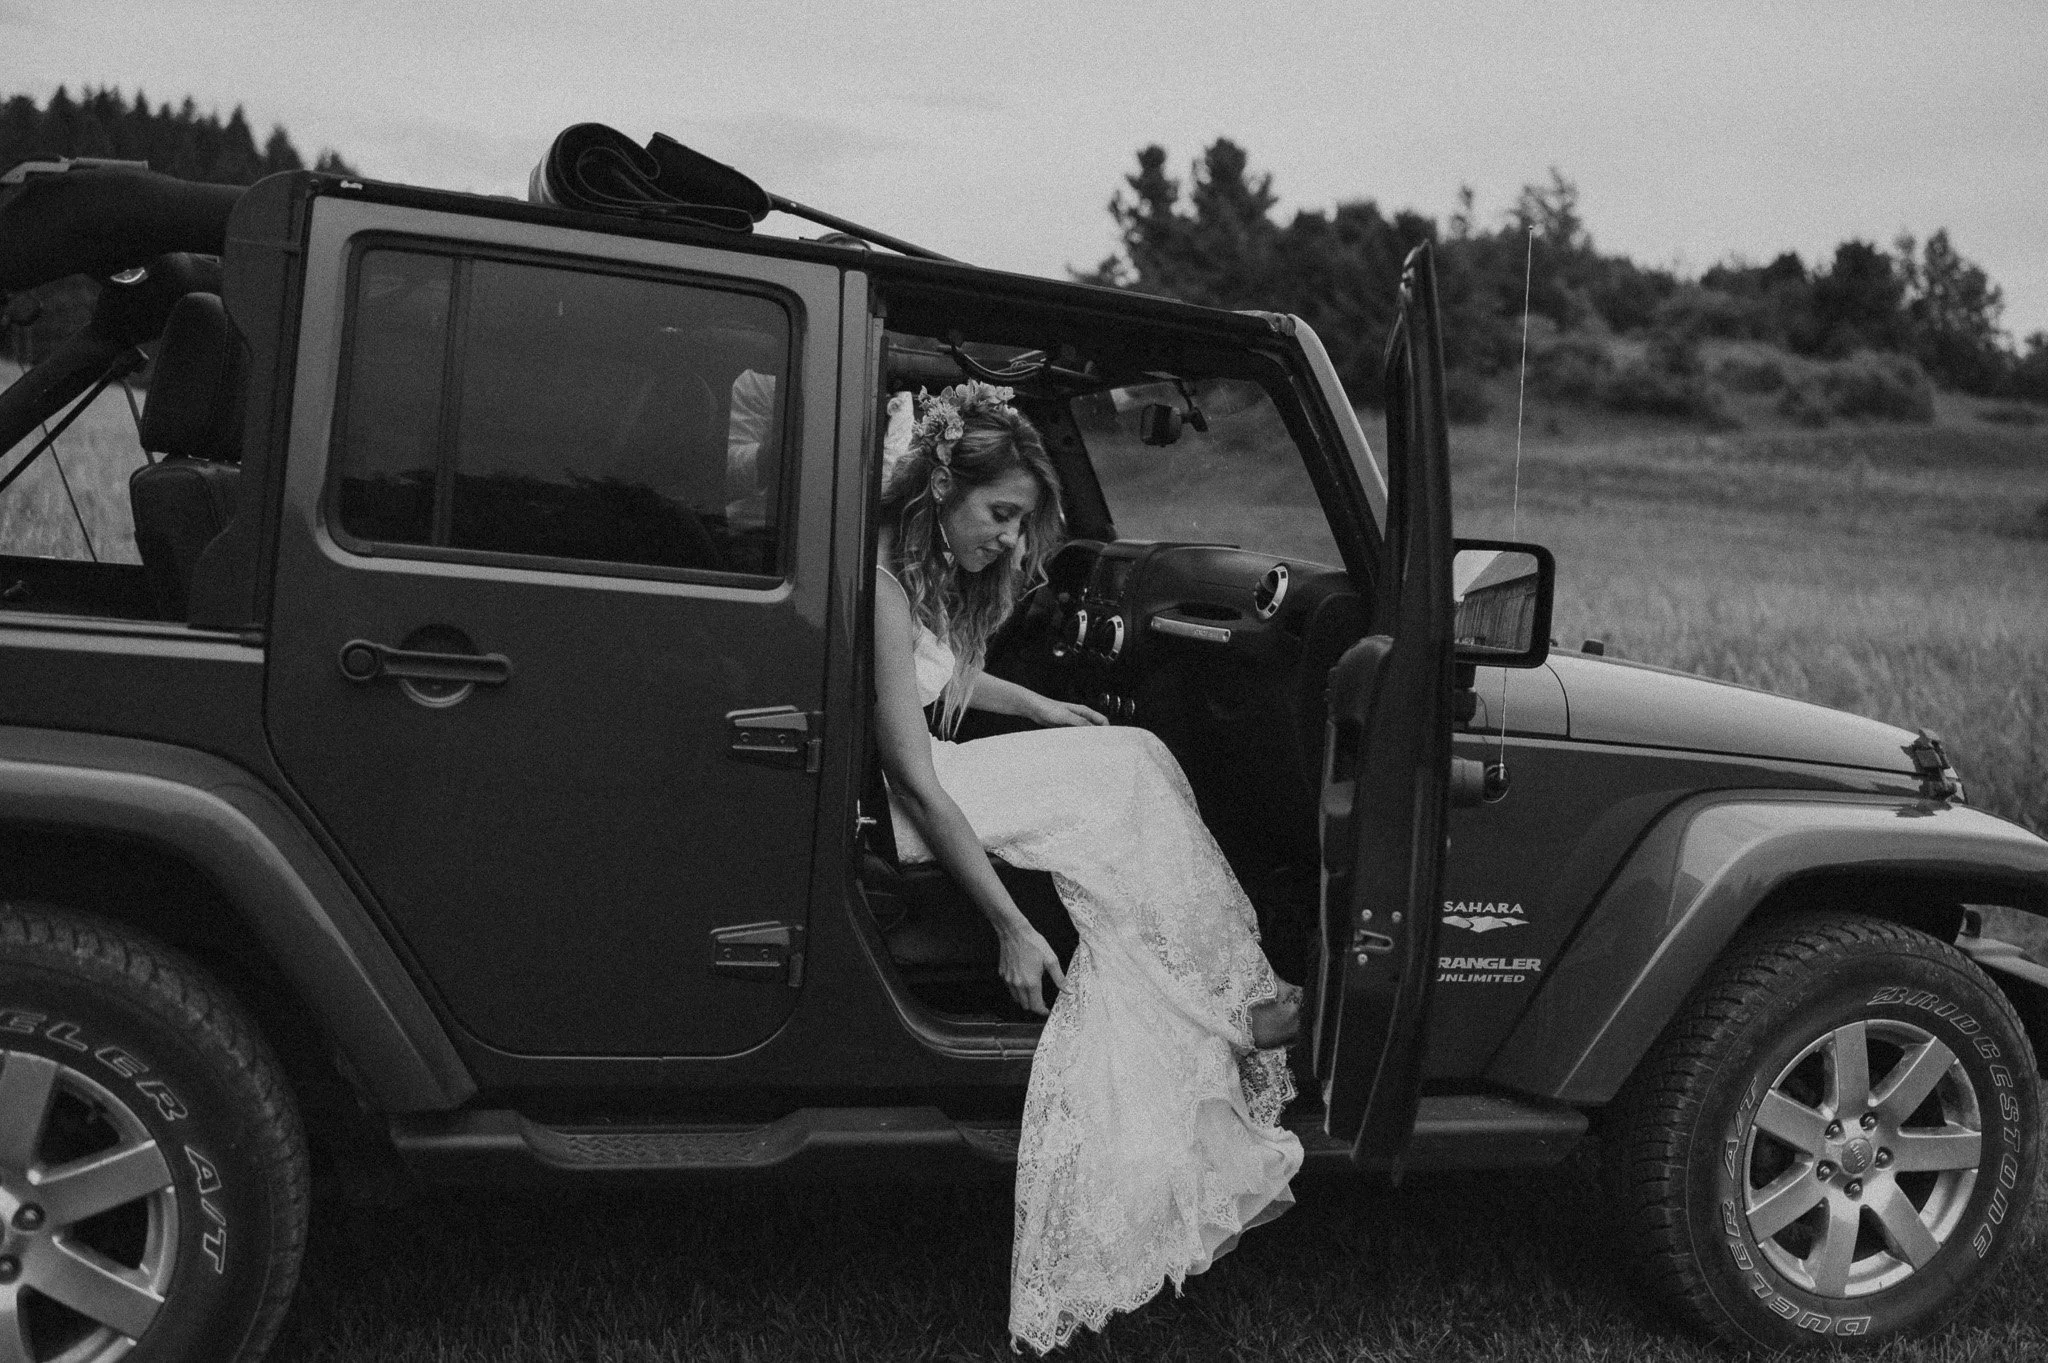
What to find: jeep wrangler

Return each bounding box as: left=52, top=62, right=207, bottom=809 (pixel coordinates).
left=0, top=148, right=2045, bottom=1360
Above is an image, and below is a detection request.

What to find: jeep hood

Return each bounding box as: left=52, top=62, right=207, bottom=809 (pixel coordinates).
left=1547, top=652, right=1919, bottom=773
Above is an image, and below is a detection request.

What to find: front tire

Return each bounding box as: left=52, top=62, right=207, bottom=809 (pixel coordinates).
left=0, top=903, right=308, bottom=1362
left=1608, top=913, right=2041, bottom=1348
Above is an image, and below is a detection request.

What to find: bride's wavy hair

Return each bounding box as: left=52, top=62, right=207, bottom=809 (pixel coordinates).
left=882, top=390, right=1064, bottom=734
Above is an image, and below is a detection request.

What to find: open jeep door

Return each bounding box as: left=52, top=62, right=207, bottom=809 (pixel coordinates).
left=1312, top=242, right=1456, bottom=1165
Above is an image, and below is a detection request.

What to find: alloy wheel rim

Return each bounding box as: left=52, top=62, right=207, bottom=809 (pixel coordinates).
left=1738, top=1017, right=1982, bottom=1298
left=0, top=1049, right=179, bottom=1361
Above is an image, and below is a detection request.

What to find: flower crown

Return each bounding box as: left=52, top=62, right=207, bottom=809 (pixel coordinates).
left=910, top=380, right=1018, bottom=466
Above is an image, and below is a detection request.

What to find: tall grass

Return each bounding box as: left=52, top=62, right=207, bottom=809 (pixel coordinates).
left=1451, top=421, right=2048, bottom=836
left=0, top=360, right=145, bottom=562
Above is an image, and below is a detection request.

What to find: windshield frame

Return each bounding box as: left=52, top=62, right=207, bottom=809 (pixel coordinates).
left=1268, top=314, right=1387, bottom=531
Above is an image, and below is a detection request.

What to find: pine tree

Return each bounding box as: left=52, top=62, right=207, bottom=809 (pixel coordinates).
left=2, top=86, right=362, bottom=358
left=263, top=127, right=303, bottom=175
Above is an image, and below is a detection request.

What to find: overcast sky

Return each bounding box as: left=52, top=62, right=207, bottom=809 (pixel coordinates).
left=15, top=0, right=2048, bottom=339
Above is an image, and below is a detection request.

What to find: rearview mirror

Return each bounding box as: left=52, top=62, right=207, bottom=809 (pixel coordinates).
left=1452, top=539, right=1555, bottom=669
left=1137, top=403, right=1183, bottom=446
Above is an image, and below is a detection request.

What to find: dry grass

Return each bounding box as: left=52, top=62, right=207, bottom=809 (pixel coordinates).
left=0, top=359, right=145, bottom=562
left=1449, top=414, right=2048, bottom=837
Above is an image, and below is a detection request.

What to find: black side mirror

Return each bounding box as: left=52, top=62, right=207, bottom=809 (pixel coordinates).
left=1138, top=403, right=1182, bottom=446
left=1452, top=539, right=1555, bottom=669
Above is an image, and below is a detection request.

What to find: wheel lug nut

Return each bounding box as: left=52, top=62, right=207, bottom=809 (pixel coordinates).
left=1846, top=1180, right=1863, bottom=1199
left=1816, top=1161, right=1836, bottom=1180
left=1860, top=1113, right=1877, bottom=1131
left=1826, top=1121, right=1842, bottom=1139
left=10, top=1205, right=41, bottom=1231
left=0, top=1256, right=18, bottom=1283
left=1875, top=1149, right=1892, bottom=1168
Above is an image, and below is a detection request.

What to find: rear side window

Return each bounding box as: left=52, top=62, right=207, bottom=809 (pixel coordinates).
left=331, top=246, right=793, bottom=578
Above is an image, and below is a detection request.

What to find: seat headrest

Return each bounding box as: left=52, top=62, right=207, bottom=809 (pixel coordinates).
left=139, top=292, right=243, bottom=463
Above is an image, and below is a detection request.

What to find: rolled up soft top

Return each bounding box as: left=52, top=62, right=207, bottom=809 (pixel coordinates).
left=527, top=123, right=770, bottom=232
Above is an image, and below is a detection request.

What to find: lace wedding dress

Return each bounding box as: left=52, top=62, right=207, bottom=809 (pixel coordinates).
left=886, top=589, right=1303, bottom=1353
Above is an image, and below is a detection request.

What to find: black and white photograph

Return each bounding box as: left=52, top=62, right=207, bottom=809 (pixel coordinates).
left=1, top=2, right=2044, bottom=1359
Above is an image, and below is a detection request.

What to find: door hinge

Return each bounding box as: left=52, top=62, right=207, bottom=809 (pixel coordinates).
left=1905, top=728, right=1964, bottom=802
left=726, top=706, right=823, bottom=773
left=710, top=921, right=806, bottom=988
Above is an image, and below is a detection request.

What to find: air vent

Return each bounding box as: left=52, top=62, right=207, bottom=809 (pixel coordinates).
left=1253, top=563, right=1290, bottom=619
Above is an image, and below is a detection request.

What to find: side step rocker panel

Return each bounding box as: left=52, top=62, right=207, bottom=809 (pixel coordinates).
left=392, top=1094, right=1589, bottom=1183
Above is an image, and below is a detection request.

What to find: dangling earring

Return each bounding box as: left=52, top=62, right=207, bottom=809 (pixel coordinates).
left=930, top=470, right=956, bottom=568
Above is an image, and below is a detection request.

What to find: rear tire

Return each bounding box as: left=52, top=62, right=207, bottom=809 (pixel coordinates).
left=0, top=902, right=307, bottom=1362
left=1608, top=912, right=2040, bottom=1349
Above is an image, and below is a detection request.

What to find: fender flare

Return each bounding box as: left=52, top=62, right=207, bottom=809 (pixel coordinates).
left=0, top=726, right=473, bottom=1111
left=1488, top=789, right=2048, bottom=1105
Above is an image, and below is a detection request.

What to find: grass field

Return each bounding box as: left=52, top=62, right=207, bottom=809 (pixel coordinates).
left=1449, top=387, right=2048, bottom=842
left=0, top=362, right=146, bottom=562
left=264, top=1160, right=2047, bottom=1363
left=7, top=363, right=2048, bottom=1359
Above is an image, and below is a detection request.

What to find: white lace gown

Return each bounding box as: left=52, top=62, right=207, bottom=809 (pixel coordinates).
left=888, top=608, right=1303, bottom=1353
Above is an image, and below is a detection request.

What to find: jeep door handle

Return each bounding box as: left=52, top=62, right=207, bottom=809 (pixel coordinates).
left=337, top=639, right=513, bottom=686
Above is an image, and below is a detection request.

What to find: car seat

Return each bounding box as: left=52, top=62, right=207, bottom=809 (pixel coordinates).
left=129, top=292, right=243, bottom=620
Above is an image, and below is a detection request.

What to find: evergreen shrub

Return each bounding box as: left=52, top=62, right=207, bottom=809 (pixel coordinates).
left=1599, top=362, right=1734, bottom=426
left=1716, top=356, right=1788, bottom=393
left=1977, top=405, right=2043, bottom=428
left=1775, top=352, right=1934, bottom=425
left=1527, top=335, right=1611, bottom=403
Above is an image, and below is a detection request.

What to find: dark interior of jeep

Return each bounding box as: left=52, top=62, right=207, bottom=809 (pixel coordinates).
left=1, top=259, right=242, bottom=623
left=856, top=305, right=1373, bottom=1025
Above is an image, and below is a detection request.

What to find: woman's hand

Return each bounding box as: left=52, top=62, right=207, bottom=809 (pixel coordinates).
left=997, top=919, right=1068, bottom=1016
left=1032, top=696, right=1108, bottom=728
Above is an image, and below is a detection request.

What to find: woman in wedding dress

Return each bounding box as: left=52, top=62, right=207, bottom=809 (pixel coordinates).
left=872, top=381, right=1304, bottom=1353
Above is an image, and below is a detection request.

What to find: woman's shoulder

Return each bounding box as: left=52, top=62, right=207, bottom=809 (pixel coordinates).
left=873, top=562, right=921, bottom=644
left=875, top=562, right=913, bottom=618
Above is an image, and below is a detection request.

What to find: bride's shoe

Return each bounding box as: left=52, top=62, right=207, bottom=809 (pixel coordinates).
left=1248, top=980, right=1303, bottom=1049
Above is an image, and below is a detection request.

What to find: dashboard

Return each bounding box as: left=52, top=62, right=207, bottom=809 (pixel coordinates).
left=978, top=538, right=1369, bottom=983
left=990, top=540, right=1367, bottom=862
left=1029, top=539, right=1351, bottom=717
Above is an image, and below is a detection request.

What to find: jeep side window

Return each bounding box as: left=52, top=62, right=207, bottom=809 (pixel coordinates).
left=333, top=250, right=449, bottom=545
left=331, top=247, right=793, bottom=579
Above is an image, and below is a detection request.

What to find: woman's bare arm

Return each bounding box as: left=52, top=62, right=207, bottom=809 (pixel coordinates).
left=873, top=572, right=1066, bottom=1013
left=968, top=671, right=1107, bottom=727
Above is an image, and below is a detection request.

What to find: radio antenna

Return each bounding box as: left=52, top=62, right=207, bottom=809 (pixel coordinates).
left=1494, top=226, right=1537, bottom=787
left=1511, top=226, right=1533, bottom=542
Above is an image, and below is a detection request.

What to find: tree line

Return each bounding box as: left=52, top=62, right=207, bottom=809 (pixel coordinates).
left=1080, top=141, right=2048, bottom=411
left=6, top=101, right=2043, bottom=412
left=2, top=88, right=360, bottom=360
left=1, top=86, right=356, bottom=187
